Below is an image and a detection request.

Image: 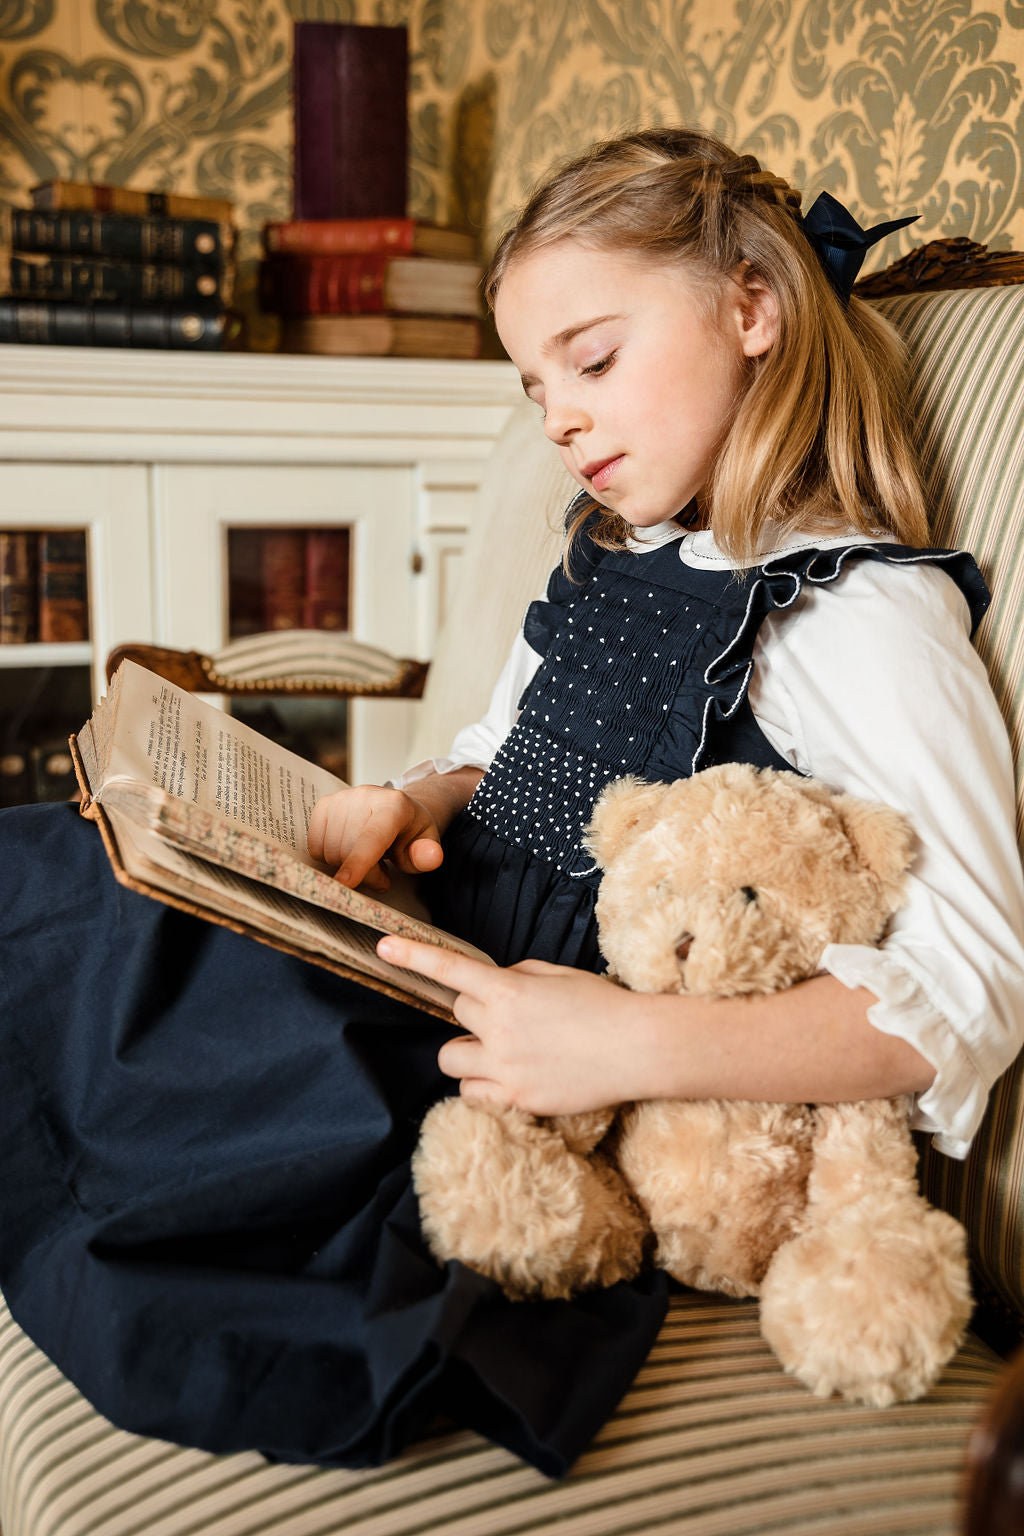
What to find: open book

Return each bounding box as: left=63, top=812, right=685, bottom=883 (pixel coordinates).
left=71, top=660, right=493, bottom=1021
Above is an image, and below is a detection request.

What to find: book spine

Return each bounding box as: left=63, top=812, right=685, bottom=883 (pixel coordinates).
left=2, top=254, right=229, bottom=308
left=303, top=530, right=350, bottom=630
left=5, top=208, right=233, bottom=267
left=263, top=218, right=416, bottom=256
left=292, top=22, right=408, bottom=221
left=30, top=181, right=235, bottom=223
left=0, top=299, right=229, bottom=348
left=0, top=530, right=38, bottom=643
left=261, top=531, right=307, bottom=631
left=292, top=23, right=339, bottom=224
left=38, top=531, right=89, bottom=643
left=261, top=254, right=390, bottom=315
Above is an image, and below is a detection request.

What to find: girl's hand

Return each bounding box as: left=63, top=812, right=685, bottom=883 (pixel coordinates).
left=377, top=935, right=651, bottom=1115
left=308, top=786, right=443, bottom=891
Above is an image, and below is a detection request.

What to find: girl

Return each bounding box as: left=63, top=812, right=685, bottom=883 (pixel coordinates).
left=1, top=127, right=1022, bottom=1478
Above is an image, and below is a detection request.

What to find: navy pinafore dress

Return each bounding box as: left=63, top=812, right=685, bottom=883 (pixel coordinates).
left=0, top=519, right=989, bottom=1476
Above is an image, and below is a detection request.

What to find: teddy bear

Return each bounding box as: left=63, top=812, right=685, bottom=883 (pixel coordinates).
left=412, top=762, right=973, bottom=1406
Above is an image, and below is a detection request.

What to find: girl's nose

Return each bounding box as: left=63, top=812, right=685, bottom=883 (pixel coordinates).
left=543, top=391, right=589, bottom=445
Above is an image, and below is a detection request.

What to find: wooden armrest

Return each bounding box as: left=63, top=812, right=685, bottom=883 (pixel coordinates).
left=963, top=1345, right=1024, bottom=1535
left=855, top=237, right=1024, bottom=299
left=105, top=638, right=430, bottom=700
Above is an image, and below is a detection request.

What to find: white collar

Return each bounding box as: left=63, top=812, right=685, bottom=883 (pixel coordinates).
left=677, top=525, right=892, bottom=571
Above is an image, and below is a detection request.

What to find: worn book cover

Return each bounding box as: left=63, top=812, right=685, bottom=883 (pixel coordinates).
left=72, top=660, right=489, bottom=1021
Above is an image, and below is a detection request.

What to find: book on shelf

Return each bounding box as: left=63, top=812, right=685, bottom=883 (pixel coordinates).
left=260, top=253, right=482, bottom=317
left=0, top=299, right=236, bottom=349
left=38, top=531, right=89, bottom=643
left=263, top=217, right=476, bottom=262
left=0, top=252, right=233, bottom=308
left=71, top=659, right=492, bottom=1019
left=1, top=207, right=235, bottom=267
left=293, top=22, right=408, bottom=222
left=29, top=739, right=79, bottom=802
left=31, top=180, right=234, bottom=223
left=0, top=531, right=38, bottom=643
left=0, top=529, right=89, bottom=643
left=279, top=313, right=482, bottom=359
left=229, top=528, right=351, bottom=635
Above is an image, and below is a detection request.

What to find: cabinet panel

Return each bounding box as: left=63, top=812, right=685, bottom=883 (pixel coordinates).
left=156, top=463, right=418, bottom=785
left=0, top=463, right=153, bottom=703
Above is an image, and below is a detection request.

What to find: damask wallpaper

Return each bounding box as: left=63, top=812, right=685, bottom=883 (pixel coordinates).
left=0, top=0, right=1021, bottom=342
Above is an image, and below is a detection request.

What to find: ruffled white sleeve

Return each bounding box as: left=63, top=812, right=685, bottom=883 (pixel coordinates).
left=750, top=559, right=1024, bottom=1158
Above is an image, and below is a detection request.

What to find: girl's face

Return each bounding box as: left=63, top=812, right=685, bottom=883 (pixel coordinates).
left=494, top=240, right=776, bottom=528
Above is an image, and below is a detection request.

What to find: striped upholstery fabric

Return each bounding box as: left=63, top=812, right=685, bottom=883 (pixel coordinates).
left=875, top=287, right=1024, bottom=1328
left=0, top=1289, right=1003, bottom=1536
left=1, top=286, right=1023, bottom=1534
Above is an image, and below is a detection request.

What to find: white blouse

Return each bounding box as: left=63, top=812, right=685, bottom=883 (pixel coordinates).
left=397, top=522, right=1024, bottom=1158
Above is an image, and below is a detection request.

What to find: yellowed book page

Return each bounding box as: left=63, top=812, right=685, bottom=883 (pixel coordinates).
left=104, top=805, right=462, bottom=1015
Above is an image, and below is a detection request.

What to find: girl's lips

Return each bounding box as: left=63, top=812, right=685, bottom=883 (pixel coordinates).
left=586, top=455, right=625, bottom=493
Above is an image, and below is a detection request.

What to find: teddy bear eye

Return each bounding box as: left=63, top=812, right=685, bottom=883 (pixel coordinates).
left=741, top=886, right=759, bottom=904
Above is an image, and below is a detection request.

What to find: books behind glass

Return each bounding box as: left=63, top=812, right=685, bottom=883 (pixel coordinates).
left=71, top=659, right=491, bottom=1021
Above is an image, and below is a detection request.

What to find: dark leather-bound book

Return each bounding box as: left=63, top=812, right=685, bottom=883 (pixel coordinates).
left=260, top=253, right=481, bottom=316
left=38, top=531, right=89, bottom=643
left=0, top=531, right=38, bottom=643
left=2, top=207, right=235, bottom=268
left=292, top=22, right=408, bottom=221
left=0, top=253, right=232, bottom=309
left=0, top=299, right=232, bottom=348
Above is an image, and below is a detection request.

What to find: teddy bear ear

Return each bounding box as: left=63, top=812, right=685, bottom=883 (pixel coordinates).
left=584, top=776, right=675, bottom=867
left=832, top=793, right=917, bottom=902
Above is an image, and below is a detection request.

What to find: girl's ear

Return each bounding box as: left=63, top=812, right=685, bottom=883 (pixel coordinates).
left=730, top=263, right=779, bottom=359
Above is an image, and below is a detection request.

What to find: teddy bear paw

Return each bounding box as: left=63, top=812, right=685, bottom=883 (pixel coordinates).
left=758, top=1204, right=973, bottom=1405
left=412, top=1098, right=647, bottom=1302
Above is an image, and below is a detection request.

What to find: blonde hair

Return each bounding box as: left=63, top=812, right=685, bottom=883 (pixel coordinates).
left=485, top=128, right=928, bottom=565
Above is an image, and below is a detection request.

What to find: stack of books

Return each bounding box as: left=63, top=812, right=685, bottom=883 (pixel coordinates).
left=260, top=215, right=483, bottom=358
left=227, top=527, right=350, bottom=636
left=0, top=529, right=88, bottom=644
left=0, top=181, right=239, bottom=350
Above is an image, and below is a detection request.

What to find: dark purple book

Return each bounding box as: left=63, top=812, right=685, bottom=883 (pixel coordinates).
left=292, top=22, right=408, bottom=221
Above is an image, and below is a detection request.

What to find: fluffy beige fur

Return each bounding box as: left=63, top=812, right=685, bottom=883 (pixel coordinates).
left=412, top=763, right=972, bottom=1406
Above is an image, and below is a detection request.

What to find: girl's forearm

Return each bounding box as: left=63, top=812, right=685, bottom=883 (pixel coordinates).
left=408, top=765, right=485, bottom=838
left=629, top=974, right=936, bottom=1105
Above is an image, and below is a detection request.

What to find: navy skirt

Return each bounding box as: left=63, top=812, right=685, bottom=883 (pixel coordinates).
left=0, top=802, right=666, bottom=1476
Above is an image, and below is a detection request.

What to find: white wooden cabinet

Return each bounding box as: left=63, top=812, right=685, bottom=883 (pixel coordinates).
left=0, top=345, right=520, bottom=784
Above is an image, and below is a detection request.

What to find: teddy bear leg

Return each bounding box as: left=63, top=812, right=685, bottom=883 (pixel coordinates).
left=412, top=1097, right=648, bottom=1302
left=617, top=1099, right=814, bottom=1298
left=759, top=1101, right=973, bottom=1405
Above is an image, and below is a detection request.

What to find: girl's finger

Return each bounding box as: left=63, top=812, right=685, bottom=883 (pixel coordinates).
left=376, top=935, right=496, bottom=997
left=437, top=1032, right=485, bottom=1079
left=336, top=823, right=401, bottom=888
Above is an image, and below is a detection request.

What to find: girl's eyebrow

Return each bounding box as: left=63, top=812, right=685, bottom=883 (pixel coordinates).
left=519, top=313, right=625, bottom=393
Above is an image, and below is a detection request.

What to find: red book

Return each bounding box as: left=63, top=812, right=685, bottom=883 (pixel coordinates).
left=263, top=218, right=475, bottom=261
left=292, top=23, right=408, bottom=222
left=261, top=530, right=307, bottom=631
left=38, top=531, right=88, bottom=642
left=260, top=253, right=482, bottom=317
left=303, top=530, right=350, bottom=631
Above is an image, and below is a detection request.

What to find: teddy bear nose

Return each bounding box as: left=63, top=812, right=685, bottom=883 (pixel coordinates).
left=675, top=933, right=694, bottom=962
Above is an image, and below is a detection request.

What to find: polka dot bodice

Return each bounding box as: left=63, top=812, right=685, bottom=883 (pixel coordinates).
left=464, top=520, right=990, bottom=890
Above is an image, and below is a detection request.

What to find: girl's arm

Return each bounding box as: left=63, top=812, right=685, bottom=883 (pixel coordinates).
left=374, top=940, right=933, bottom=1114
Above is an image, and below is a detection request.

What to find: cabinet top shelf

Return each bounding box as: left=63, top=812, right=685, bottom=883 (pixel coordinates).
left=0, top=346, right=524, bottom=467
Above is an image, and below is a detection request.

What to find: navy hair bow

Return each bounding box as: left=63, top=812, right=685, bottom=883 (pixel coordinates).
left=799, top=191, right=918, bottom=305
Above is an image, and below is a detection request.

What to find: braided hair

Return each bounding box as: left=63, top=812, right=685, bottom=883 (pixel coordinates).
left=486, top=128, right=927, bottom=565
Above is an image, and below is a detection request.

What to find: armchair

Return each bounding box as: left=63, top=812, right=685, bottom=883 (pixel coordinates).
left=2, top=242, right=1024, bottom=1536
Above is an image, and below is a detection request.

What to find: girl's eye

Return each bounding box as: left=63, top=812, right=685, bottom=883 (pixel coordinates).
left=581, top=351, right=617, bottom=378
